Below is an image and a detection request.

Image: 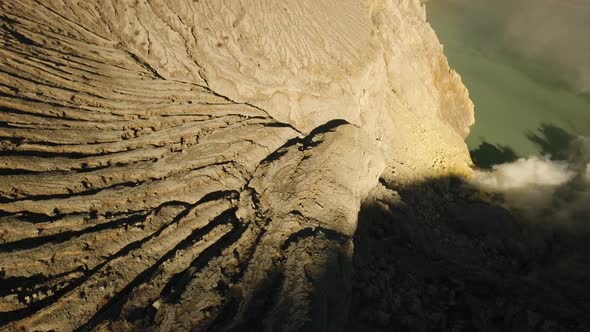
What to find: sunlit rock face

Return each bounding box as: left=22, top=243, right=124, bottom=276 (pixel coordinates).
left=0, top=0, right=472, bottom=330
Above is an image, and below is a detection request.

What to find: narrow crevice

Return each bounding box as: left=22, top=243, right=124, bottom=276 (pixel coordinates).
left=0, top=149, right=95, bottom=158
left=0, top=168, right=45, bottom=176
left=2, top=24, right=39, bottom=46
left=0, top=201, right=191, bottom=327
left=255, top=137, right=300, bottom=165
left=0, top=136, right=124, bottom=147
left=305, top=119, right=350, bottom=139
left=122, top=50, right=165, bottom=80
left=262, top=121, right=304, bottom=136
left=0, top=104, right=84, bottom=122
left=206, top=220, right=273, bottom=330
left=0, top=180, right=143, bottom=204
left=0, top=211, right=75, bottom=224
left=227, top=270, right=285, bottom=332
left=158, top=209, right=242, bottom=305
left=75, top=208, right=240, bottom=332
left=0, top=212, right=146, bottom=252
left=280, top=226, right=350, bottom=251
left=0, top=268, right=80, bottom=298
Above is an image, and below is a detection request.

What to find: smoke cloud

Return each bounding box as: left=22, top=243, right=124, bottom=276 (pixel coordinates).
left=470, top=137, right=590, bottom=232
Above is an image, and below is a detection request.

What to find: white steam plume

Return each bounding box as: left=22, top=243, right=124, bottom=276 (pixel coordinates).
left=470, top=137, right=590, bottom=231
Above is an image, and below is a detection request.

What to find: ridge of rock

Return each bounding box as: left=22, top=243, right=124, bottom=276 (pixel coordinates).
left=0, top=0, right=473, bottom=330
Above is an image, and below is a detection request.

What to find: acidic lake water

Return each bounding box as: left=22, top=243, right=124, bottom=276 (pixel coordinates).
left=427, top=0, right=590, bottom=165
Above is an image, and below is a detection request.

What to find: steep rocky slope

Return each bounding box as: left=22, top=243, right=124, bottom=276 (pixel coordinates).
left=349, top=178, right=590, bottom=331
left=0, top=0, right=473, bottom=330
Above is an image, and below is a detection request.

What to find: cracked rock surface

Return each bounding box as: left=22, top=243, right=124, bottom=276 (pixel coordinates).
left=0, top=0, right=473, bottom=330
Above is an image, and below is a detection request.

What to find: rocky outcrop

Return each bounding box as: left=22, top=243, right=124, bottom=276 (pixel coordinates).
left=0, top=0, right=473, bottom=330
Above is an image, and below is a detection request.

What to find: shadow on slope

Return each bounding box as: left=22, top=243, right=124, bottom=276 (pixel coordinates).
left=349, top=176, right=590, bottom=332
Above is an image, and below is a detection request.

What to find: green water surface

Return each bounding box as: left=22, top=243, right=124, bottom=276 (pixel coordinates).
left=426, top=1, right=590, bottom=162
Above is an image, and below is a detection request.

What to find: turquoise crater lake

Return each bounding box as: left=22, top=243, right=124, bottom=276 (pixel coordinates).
left=427, top=0, right=590, bottom=166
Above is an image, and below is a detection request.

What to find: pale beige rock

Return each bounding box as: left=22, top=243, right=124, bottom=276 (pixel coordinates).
left=0, top=0, right=473, bottom=330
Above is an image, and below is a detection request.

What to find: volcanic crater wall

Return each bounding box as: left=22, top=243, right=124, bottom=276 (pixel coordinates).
left=0, top=0, right=473, bottom=330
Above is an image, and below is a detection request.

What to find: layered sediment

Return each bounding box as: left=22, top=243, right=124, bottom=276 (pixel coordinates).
left=0, top=0, right=474, bottom=330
